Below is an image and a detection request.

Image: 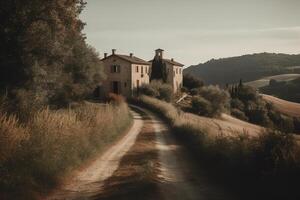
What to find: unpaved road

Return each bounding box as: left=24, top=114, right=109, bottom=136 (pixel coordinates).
left=46, top=106, right=233, bottom=200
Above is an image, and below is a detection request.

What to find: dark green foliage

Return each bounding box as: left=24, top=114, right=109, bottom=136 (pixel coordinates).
left=261, top=77, right=300, bottom=103
left=294, top=117, right=300, bottom=132
left=191, top=96, right=213, bottom=116
left=191, top=85, right=230, bottom=117
left=198, top=85, right=230, bottom=116
left=228, top=82, right=298, bottom=133
left=139, top=81, right=173, bottom=102
left=231, top=108, right=248, bottom=121
left=150, top=56, right=168, bottom=83
left=190, top=88, right=200, bottom=96
left=184, top=53, right=300, bottom=85
left=230, top=98, right=245, bottom=111
left=140, top=84, right=160, bottom=97
left=158, top=84, right=173, bottom=102
left=0, top=0, right=104, bottom=108
left=183, top=74, right=204, bottom=90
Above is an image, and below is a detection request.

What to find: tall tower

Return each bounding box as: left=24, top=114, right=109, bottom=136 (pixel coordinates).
left=155, top=48, right=164, bottom=59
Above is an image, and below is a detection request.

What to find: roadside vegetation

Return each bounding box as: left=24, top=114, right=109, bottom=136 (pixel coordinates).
left=0, top=97, right=132, bottom=199
left=135, top=95, right=300, bottom=199
left=180, top=76, right=300, bottom=134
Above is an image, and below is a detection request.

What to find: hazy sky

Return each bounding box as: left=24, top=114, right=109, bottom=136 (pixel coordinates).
left=80, top=0, right=300, bottom=66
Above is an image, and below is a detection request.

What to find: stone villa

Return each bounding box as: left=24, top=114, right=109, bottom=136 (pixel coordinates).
left=101, top=49, right=184, bottom=98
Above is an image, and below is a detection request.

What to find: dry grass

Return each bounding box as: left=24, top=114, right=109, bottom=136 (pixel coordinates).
left=136, top=95, right=300, bottom=199
left=0, top=101, right=132, bottom=199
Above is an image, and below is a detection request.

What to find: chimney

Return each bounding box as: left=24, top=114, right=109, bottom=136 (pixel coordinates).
left=104, top=53, right=108, bottom=58
left=130, top=53, right=133, bottom=57
left=112, top=49, right=116, bottom=55
left=171, top=58, right=174, bottom=62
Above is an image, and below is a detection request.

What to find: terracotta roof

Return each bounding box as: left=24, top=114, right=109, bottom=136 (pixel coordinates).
left=149, top=59, right=184, bottom=67
left=101, top=54, right=151, bottom=65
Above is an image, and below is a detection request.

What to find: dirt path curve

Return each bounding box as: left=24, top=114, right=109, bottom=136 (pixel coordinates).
left=46, top=106, right=234, bottom=200
left=46, top=109, right=143, bottom=200
left=143, top=107, right=233, bottom=200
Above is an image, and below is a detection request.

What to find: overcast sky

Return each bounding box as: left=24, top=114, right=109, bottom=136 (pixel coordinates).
left=80, top=0, right=300, bottom=66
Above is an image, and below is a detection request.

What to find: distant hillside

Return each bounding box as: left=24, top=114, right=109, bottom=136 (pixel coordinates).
left=245, top=74, right=300, bottom=88
left=184, top=53, right=300, bottom=85
left=261, top=77, right=300, bottom=103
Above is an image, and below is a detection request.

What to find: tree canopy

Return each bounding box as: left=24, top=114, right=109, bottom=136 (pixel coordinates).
left=0, top=0, right=104, bottom=106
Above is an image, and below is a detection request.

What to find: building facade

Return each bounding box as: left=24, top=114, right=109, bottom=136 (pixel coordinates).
left=101, top=49, right=184, bottom=98
left=101, top=49, right=150, bottom=98
left=150, top=49, right=184, bottom=93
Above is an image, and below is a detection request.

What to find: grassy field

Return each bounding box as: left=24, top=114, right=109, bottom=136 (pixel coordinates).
left=245, top=73, right=300, bottom=88
left=135, top=95, right=300, bottom=199
left=0, top=101, right=132, bottom=199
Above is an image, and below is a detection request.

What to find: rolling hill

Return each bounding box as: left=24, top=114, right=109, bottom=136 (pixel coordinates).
left=262, top=94, right=300, bottom=118
left=184, top=53, right=300, bottom=85
left=245, top=74, right=300, bottom=88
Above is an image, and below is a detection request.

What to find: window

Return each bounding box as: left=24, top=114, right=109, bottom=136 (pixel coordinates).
left=176, top=68, right=178, bottom=74
left=141, top=66, right=144, bottom=74
left=179, top=68, right=181, bottom=74
left=136, top=66, right=139, bottom=73
left=145, top=67, right=147, bottom=73
left=111, top=65, right=120, bottom=73
left=124, top=82, right=127, bottom=88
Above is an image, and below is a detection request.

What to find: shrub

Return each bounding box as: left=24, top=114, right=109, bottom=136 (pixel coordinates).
left=183, top=74, right=204, bottom=90
left=190, top=88, right=200, bottom=96
left=191, top=96, right=213, bottom=117
left=231, top=108, right=248, bottom=121
left=140, top=84, right=159, bottom=97
left=198, top=85, right=230, bottom=116
left=294, top=117, right=300, bottom=133
left=139, top=80, right=173, bottom=102
left=230, top=98, right=245, bottom=111
left=158, top=84, right=173, bottom=102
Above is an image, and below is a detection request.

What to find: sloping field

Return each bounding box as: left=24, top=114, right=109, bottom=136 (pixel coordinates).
left=245, top=74, right=300, bottom=88
left=262, top=94, right=300, bottom=118
left=182, top=112, right=263, bottom=137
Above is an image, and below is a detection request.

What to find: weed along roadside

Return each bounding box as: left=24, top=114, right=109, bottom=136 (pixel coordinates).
left=0, top=101, right=133, bottom=200
left=133, top=95, right=300, bottom=200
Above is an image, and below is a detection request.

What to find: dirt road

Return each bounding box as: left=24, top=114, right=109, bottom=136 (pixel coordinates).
left=46, top=106, right=233, bottom=200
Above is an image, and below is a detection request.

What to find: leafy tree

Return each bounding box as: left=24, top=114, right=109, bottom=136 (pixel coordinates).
left=150, top=55, right=168, bottom=83
left=0, top=0, right=104, bottom=107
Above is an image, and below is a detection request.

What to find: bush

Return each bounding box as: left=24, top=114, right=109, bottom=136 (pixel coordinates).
left=191, top=96, right=213, bottom=117
left=140, top=84, right=159, bottom=97
left=139, top=80, right=173, bottom=102
left=190, top=88, right=200, bottom=96
left=198, top=85, right=230, bottom=116
left=230, top=98, right=245, bottom=111
left=231, top=108, right=249, bottom=121
left=158, top=84, right=173, bottom=102
left=183, top=74, right=204, bottom=90
left=294, top=117, right=300, bottom=133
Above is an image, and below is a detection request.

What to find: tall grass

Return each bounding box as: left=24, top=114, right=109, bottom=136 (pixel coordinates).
left=0, top=101, right=132, bottom=198
left=135, top=95, right=300, bottom=199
